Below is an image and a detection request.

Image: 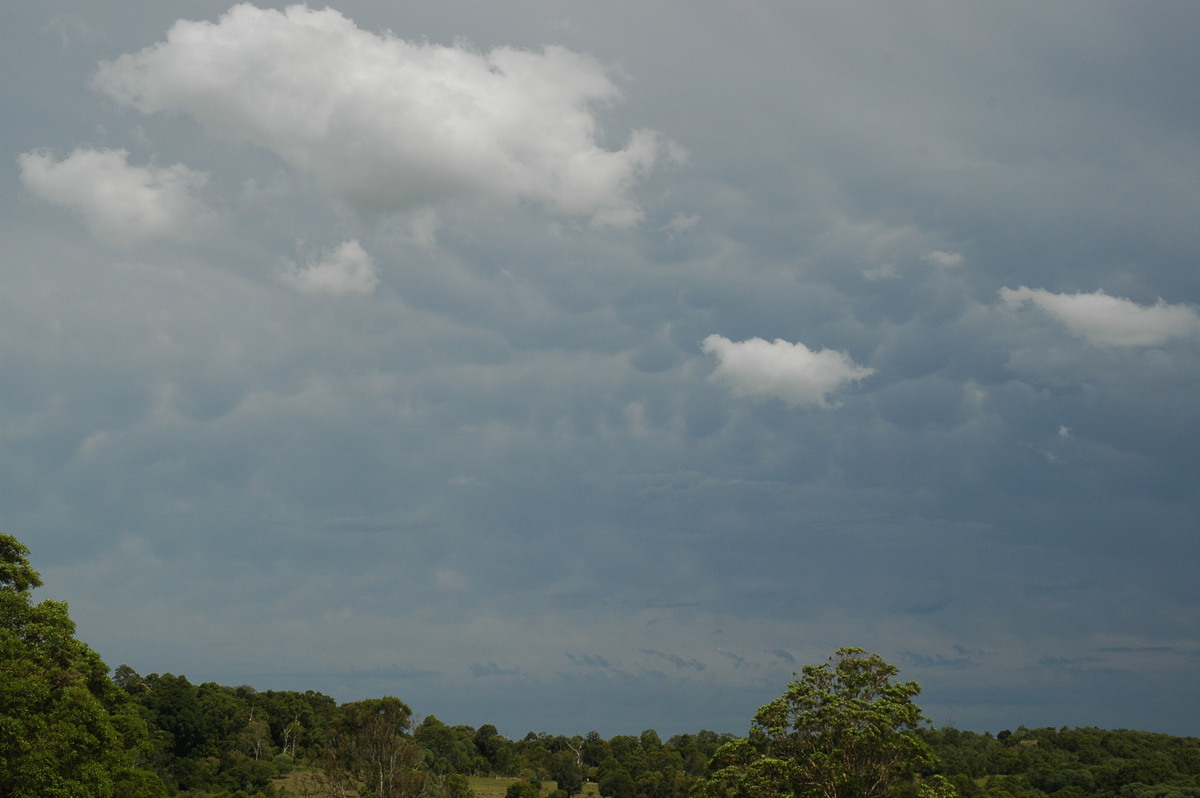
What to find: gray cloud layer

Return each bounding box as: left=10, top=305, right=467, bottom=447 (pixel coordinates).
left=3, top=1, right=1199, bottom=737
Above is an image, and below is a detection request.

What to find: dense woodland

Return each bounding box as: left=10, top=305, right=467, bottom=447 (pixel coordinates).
left=4, top=533, right=1200, bottom=798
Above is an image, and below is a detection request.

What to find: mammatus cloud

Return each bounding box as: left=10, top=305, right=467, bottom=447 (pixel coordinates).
left=17, top=148, right=212, bottom=246
left=1000, top=286, right=1200, bottom=347
left=280, top=240, right=378, bottom=295
left=93, top=3, right=670, bottom=225
left=701, top=334, right=874, bottom=408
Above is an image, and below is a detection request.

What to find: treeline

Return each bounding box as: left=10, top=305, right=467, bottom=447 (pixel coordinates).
left=106, top=665, right=1200, bottom=798
left=108, top=667, right=335, bottom=795
left=918, top=724, right=1200, bottom=798
left=109, top=665, right=734, bottom=798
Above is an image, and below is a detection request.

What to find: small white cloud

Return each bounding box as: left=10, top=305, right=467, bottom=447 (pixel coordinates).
left=281, top=240, right=379, bottom=295
left=1000, top=286, right=1200, bottom=347
left=924, top=250, right=965, bottom=268
left=701, top=334, right=874, bottom=408
left=94, top=4, right=670, bottom=225
left=1058, top=425, right=1071, bottom=438
left=17, top=147, right=212, bottom=247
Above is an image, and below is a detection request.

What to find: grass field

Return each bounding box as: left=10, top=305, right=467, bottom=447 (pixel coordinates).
left=468, top=775, right=525, bottom=798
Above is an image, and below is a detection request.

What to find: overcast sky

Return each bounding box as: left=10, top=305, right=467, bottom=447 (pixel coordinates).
left=3, top=1, right=1199, bottom=739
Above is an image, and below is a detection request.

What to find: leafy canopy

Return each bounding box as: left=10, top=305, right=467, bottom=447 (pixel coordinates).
left=0, top=533, right=166, bottom=798
left=701, top=647, right=936, bottom=798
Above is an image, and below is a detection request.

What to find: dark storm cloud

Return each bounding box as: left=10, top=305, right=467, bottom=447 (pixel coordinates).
left=2, top=0, right=1198, bottom=738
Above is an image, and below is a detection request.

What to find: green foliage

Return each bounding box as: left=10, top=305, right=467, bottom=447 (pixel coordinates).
left=117, top=665, right=338, bottom=792
left=0, top=534, right=43, bottom=592
left=313, top=696, right=436, bottom=798
left=506, top=779, right=543, bottom=798
left=921, top=724, right=1200, bottom=798
left=477, top=723, right=518, bottom=775
left=582, top=731, right=611, bottom=768
left=445, top=772, right=475, bottom=798
left=0, top=533, right=167, bottom=798
left=550, top=748, right=585, bottom=797
left=598, top=763, right=636, bottom=798
left=419, top=714, right=488, bottom=775
left=698, top=648, right=934, bottom=798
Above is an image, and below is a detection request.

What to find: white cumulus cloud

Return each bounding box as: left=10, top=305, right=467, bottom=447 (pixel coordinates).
left=281, top=240, right=379, bottom=295
left=701, top=334, right=874, bottom=408
left=17, top=147, right=212, bottom=246
left=93, top=3, right=667, bottom=225
left=1000, top=286, right=1200, bottom=347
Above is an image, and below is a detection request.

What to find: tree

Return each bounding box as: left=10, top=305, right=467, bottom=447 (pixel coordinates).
left=444, top=773, right=474, bottom=798
left=316, top=696, right=435, bottom=798
left=598, top=762, right=636, bottom=798
left=476, top=723, right=516, bottom=774
left=550, top=748, right=585, bottom=796
left=506, top=779, right=542, bottom=798
left=699, top=647, right=936, bottom=798
left=0, top=533, right=167, bottom=798
left=581, top=731, right=610, bottom=767
left=416, top=715, right=481, bottom=775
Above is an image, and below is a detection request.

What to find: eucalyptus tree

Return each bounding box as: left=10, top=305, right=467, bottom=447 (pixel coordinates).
left=316, top=696, right=436, bottom=798
left=699, top=648, right=938, bottom=798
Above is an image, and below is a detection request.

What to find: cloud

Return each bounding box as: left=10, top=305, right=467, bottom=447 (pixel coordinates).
left=902, top=650, right=980, bottom=670
left=8, top=0, right=1200, bottom=740
left=566, top=653, right=613, bottom=669
left=640, top=649, right=707, bottom=672
left=1000, top=286, right=1200, bottom=347
left=701, top=334, right=874, bottom=407
left=771, top=649, right=795, bottom=665
left=470, top=661, right=521, bottom=678
left=93, top=3, right=667, bottom=225
left=280, top=240, right=379, bottom=295
left=17, top=147, right=212, bottom=246
left=44, top=14, right=96, bottom=48
left=662, top=212, right=700, bottom=239
left=924, top=250, right=964, bottom=269
left=863, top=262, right=899, bottom=281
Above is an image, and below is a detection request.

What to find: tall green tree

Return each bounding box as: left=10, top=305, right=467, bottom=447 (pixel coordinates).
left=0, top=533, right=166, bottom=798
left=550, top=747, right=585, bottom=796
left=475, top=723, right=516, bottom=774
left=316, top=696, right=435, bottom=798
left=699, top=647, right=937, bottom=798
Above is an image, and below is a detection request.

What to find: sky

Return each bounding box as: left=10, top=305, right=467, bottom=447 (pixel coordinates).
left=2, top=1, right=1199, bottom=740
